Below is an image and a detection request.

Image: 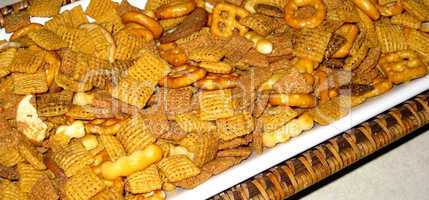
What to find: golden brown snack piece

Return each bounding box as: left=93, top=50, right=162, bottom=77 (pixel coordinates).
left=272, top=67, right=314, bottom=94
left=124, top=23, right=155, bottom=41
left=0, top=179, right=28, bottom=200
left=189, top=46, right=226, bottom=62
left=4, top=11, right=31, bottom=33
left=160, top=16, right=187, bottom=31
left=294, top=27, right=332, bottom=63
left=126, top=165, right=163, bottom=194
left=263, top=113, right=314, bottom=147
left=199, top=89, right=235, bottom=121
left=51, top=142, right=94, bottom=177
left=28, top=29, right=68, bottom=51
left=99, top=135, right=126, bottom=162
left=194, top=73, right=239, bottom=90
left=350, top=0, right=380, bottom=20
left=28, top=0, right=63, bottom=17
left=199, top=62, right=233, bottom=74
left=122, top=12, right=164, bottom=39
left=175, top=112, right=216, bottom=133
left=332, top=24, right=359, bottom=58
left=28, top=174, right=59, bottom=200
left=159, top=65, right=207, bottom=88
left=377, top=0, right=403, bottom=17
left=157, top=155, right=201, bottom=182
left=391, top=13, right=421, bottom=29
left=100, top=144, right=163, bottom=180
left=309, top=96, right=353, bottom=125
left=240, top=14, right=278, bottom=36
left=201, top=156, right=243, bottom=175
left=218, top=134, right=253, bottom=150
left=216, top=112, right=255, bottom=141
left=0, top=164, right=19, bottom=180
left=159, top=43, right=188, bottom=67
left=64, top=168, right=106, bottom=200
left=179, top=132, right=219, bottom=166
left=17, top=163, right=45, bottom=193
left=37, top=91, right=73, bottom=117
left=216, top=147, right=252, bottom=158
left=9, top=49, right=45, bottom=74
left=375, top=21, right=408, bottom=53
left=401, top=0, right=429, bottom=21
left=155, top=0, right=197, bottom=19
left=0, top=48, right=16, bottom=79
left=406, top=28, right=429, bottom=59
left=254, top=4, right=284, bottom=17
left=379, top=50, right=428, bottom=84
left=160, top=8, right=208, bottom=43
left=116, top=114, right=157, bottom=154
left=284, top=0, right=326, bottom=29
left=174, top=169, right=212, bottom=189
left=269, top=94, right=317, bottom=108
left=10, top=23, right=43, bottom=40
left=211, top=3, right=250, bottom=37
left=260, top=106, right=300, bottom=132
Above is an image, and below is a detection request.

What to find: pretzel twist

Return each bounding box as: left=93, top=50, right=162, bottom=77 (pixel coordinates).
left=379, top=50, right=428, bottom=84
left=211, top=3, right=250, bottom=37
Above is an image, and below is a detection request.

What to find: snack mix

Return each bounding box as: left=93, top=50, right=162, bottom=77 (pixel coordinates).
left=0, top=0, right=428, bottom=199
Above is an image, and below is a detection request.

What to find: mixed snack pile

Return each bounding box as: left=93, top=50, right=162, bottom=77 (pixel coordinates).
left=0, top=0, right=429, bottom=199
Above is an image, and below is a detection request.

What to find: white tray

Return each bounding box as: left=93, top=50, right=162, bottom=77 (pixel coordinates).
left=2, top=1, right=429, bottom=199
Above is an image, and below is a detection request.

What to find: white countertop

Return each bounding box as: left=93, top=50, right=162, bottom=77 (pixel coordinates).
left=302, top=128, right=429, bottom=200
left=0, top=0, right=22, bottom=8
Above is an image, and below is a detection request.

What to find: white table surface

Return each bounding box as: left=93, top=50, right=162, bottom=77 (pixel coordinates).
left=302, top=129, right=429, bottom=200
left=0, top=0, right=23, bottom=8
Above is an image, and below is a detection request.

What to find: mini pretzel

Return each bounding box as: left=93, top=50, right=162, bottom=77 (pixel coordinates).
left=159, top=65, right=207, bottom=88
left=332, top=24, right=359, bottom=58
left=122, top=11, right=163, bottom=39
left=155, top=0, right=196, bottom=19
left=159, top=43, right=188, bottom=67
left=350, top=0, right=380, bottom=20
left=124, top=23, right=155, bottom=41
left=193, top=73, right=239, bottom=90
left=376, top=1, right=403, bottom=17
left=269, top=94, right=317, bottom=108
left=10, top=23, right=43, bottom=40
left=211, top=3, right=250, bottom=37
left=379, top=50, right=428, bottom=84
left=284, top=0, right=326, bottom=29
